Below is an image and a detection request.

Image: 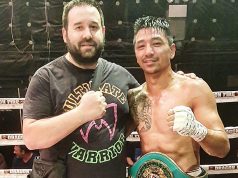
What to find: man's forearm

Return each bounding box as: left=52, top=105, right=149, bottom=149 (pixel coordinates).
left=200, top=129, right=230, bottom=158
left=23, top=108, right=86, bottom=150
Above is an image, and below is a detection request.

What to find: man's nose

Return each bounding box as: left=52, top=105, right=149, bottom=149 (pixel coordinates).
left=82, top=27, right=93, bottom=40
left=145, top=45, right=154, bottom=56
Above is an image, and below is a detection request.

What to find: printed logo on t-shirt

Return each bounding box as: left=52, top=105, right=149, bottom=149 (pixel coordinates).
left=79, top=103, right=117, bottom=143
left=63, top=82, right=126, bottom=112
left=68, top=133, right=124, bottom=163
left=63, top=82, right=127, bottom=164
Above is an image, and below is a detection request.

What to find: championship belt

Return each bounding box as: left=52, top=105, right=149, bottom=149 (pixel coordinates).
left=128, top=152, right=207, bottom=178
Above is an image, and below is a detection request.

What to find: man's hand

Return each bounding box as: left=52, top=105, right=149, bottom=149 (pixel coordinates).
left=77, top=91, right=107, bottom=122
left=167, top=106, right=207, bottom=142
left=126, top=157, right=134, bottom=166
left=176, top=70, right=199, bottom=79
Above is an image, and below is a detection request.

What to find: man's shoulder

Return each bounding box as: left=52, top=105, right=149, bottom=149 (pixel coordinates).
left=176, top=73, right=208, bottom=88
left=34, top=56, right=65, bottom=75
left=177, top=75, right=212, bottom=97
left=128, top=83, right=144, bottom=96
left=101, top=58, right=139, bottom=84
left=42, top=55, right=65, bottom=69
left=101, top=58, right=126, bottom=71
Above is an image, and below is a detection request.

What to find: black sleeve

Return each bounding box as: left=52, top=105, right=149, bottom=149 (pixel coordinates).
left=23, top=69, right=53, bottom=120
left=0, top=153, right=7, bottom=169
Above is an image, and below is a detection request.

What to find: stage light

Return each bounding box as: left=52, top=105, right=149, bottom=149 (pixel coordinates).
left=167, top=0, right=174, bottom=3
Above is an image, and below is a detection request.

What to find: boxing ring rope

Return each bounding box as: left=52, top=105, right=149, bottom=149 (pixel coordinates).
left=0, top=134, right=24, bottom=146
left=0, top=169, right=31, bottom=178
left=202, top=163, right=238, bottom=175
left=0, top=91, right=237, bottom=110
left=1, top=165, right=238, bottom=177
left=1, top=126, right=237, bottom=145
left=0, top=98, right=24, bottom=110
left=0, top=91, right=238, bottom=177
left=214, top=91, right=238, bottom=103
left=127, top=126, right=238, bottom=142
left=1, top=162, right=238, bottom=177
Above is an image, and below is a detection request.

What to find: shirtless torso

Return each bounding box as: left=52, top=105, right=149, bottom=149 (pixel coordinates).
left=128, top=72, right=222, bottom=172
left=128, top=15, right=229, bottom=176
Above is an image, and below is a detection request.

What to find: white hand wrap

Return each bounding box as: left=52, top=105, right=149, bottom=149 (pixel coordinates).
left=172, top=106, right=208, bottom=142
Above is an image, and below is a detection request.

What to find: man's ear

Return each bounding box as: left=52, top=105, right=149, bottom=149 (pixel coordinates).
left=102, top=26, right=106, bottom=38
left=170, top=43, right=176, bottom=60
left=62, top=27, right=67, bottom=43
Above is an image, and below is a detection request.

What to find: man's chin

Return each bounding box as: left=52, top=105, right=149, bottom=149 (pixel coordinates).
left=81, top=47, right=95, bottom=55
left=69, top=46, right=102, bottom=65
left=82, top=52, right=96, bottom=59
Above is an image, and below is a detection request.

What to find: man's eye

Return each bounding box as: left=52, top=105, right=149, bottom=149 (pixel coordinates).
left=90, top=25, right=98, bottom=30
left=153, top=42, right=161, bottom=46
left=76, top=26, right=82, bottom=30
left=137, top=45, right=145, bottom=49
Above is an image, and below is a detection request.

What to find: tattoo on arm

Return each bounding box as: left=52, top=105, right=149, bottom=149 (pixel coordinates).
left=128, top=90, right=152, bottom=132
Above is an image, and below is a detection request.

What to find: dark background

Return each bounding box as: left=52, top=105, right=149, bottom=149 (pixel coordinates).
left=0, top=0, right=237, bottom=177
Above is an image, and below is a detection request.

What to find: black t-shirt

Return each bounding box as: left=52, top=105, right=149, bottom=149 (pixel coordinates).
left=11, top=152, right=38, bottom=169
left=0, top=153, right=7, bottom=169
left=23, top=56, right=139, bottom=178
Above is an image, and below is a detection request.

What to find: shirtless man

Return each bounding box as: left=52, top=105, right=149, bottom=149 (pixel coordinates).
left=128, top=16, right=230, bottom=177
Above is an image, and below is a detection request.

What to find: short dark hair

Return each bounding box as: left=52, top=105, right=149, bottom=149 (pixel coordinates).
left=62, top=0, right=104, bottom=29
left=133, top=16, right=173, bottom=45
left=19, top=145, right=31, bottom=153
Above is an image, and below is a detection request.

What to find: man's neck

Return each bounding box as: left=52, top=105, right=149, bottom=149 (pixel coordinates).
left=145, top=70, right=175, bottom=96
left=22, top=152, right=33, bottom=163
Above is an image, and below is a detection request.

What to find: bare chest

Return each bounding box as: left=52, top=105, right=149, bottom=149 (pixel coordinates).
left=136, top=91, right=190, bottom=131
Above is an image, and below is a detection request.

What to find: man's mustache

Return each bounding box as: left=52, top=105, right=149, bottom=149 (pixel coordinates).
left=79, top=40, right=97, bottom=47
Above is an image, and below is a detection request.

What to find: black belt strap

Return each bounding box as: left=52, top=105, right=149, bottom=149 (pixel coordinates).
left=91, top=58, right=105, bottom=91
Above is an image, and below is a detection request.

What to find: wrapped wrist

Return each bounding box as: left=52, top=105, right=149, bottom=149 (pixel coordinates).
left=172, top=106, right=208, bottom=142
left=191, top=120, right=208, bottom=142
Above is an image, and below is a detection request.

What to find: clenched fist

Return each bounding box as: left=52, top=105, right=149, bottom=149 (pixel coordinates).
left=77, top=91, right=107, bottom=123
left=167, top=106, right=207, bottom=142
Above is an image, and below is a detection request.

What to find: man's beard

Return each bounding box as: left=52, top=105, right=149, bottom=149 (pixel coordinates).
left=67, top=39, right=104, bottom=65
